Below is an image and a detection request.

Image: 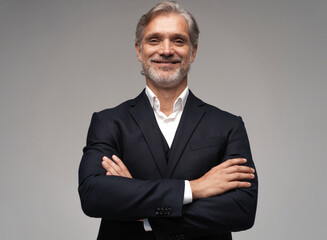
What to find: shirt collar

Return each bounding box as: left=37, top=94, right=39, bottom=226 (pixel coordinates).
left=145, top=85, right=189, bottom=113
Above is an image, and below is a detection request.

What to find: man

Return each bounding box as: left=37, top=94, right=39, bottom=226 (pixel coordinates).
left=79, top=1, right=258, bottom=240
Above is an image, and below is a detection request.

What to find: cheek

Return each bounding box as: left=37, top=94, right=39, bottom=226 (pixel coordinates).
left=178, top=48, right=192, bottom=60
left=142, top=46, right=159, bottom=57
left=182, top=53, right=192, bottom=64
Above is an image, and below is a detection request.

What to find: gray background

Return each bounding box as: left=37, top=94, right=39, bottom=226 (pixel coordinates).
left=1, top=0, right=326, bottom=239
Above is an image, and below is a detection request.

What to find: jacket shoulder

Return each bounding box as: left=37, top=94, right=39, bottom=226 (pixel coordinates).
left=94, top=91, right=145, bottom=119
left=189, top=90, right=241, bottom=122
left=97, top=99, right=133, bottom=116
left=201, top=99, right=242, bottom=125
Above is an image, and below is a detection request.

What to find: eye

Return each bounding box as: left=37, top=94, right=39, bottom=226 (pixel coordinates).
left=148, top=38, right=160, bottom=45
left=174, top=39, right=185, bottom=46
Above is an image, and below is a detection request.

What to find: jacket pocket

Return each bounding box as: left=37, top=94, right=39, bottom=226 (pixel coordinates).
left=190, top=137, right=226, bottom=150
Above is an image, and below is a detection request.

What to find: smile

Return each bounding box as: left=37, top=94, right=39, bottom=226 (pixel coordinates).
left=151, top=59, right=181, bottom=65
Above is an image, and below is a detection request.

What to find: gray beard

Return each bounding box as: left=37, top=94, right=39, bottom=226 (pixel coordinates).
left=142, top=63, right=190, bottom=87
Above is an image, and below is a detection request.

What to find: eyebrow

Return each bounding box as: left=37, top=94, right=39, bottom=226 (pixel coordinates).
left=144, top=32, right=189, bottom=40
left=173, top=33, right=189, bottom=40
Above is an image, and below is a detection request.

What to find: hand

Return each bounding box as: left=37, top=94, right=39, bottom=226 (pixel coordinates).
left=102, top=155, right=133, bottom=178
left=190, top=158, right=255, bottom=199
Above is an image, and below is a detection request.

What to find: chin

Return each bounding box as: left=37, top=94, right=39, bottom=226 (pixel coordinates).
left=150, top=77, right=186, bottom=89
left=143, top=64, right=189, bottom=89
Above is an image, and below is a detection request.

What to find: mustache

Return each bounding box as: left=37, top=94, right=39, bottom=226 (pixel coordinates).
left=150, top=56, right=182, bottom=63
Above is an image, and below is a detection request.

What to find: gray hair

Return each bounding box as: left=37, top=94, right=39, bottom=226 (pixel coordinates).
left=135, top=1, right=199, bottom=50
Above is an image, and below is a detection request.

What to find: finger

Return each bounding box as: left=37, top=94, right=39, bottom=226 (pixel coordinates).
left=103, top=160, right=119, bottom=176
left=103, top=156, right=126, bottom=176
left=103, top=156, right=132, bottom=178
left=219, top=158, right=247, bottom=168
left=227, top=172, right=255, bottom=182
left=107, top=165, right=120, bottom=176
left=112, top=155, right=128, bottom=170
left=112, top=155, right=132, bottom=178
left=106, top=167, right=119, bottom=176
left=107, top=159, right=124, bottom=176
left=101, top=159, right=111, bottom=172
left=102, top=156, right=112, bottom=165
left=225, top=165, right=255, bottom=174
left=102, top=159, right=120, bottom=176
left=227, top=181, right=252, bottom=190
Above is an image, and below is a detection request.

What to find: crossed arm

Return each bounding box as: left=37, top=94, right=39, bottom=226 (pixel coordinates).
left=102, top=155, right=255, bottom=200
left=102, top=155, right=255, bottom=237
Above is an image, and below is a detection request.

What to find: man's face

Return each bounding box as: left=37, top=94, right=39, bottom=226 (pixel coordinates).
left=136, top=13, right=197, bottom=88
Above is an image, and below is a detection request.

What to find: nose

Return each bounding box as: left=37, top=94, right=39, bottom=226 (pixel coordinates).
left=158, top=40, right=175, bottom=56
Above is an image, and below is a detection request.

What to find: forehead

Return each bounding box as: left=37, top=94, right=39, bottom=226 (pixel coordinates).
left=144, top=13, right=189, bottom=38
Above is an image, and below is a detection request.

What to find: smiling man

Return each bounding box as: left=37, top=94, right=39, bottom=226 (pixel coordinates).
left=137, top=13, right=195, bottom=91
left=79, top=2, right=258, bottom=240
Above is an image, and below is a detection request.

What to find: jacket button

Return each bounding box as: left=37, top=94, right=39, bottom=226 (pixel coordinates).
left=177, top=234, right=185, bottom=240
left=155, top=207, right=173, bottom=216
left=168, top=234, right=184, bottom=240
left=155, top=207, right=161, bottom=216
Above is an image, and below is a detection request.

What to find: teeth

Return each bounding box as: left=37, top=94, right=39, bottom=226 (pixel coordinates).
left=152, top=60, right=179, bottom=64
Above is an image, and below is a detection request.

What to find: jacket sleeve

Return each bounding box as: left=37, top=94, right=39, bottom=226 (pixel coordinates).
left=149, top=117, right=258, bottom=239
left=78, top=112, right=185, bottom=221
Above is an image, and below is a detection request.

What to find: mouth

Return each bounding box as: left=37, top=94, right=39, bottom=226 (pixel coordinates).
left=151, top=59, right=181, bottom=65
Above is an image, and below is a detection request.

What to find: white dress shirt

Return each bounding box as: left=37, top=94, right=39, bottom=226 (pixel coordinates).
left=143, top=86, right=193, bottom=231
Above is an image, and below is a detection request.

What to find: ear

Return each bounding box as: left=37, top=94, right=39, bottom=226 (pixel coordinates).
left=191, top=44, right=198, bottom=63
left=135, top=42, right=142, bottom=62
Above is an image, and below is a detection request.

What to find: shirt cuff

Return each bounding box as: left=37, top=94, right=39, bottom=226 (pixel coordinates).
left=183, top=180, right=193, bottom=205
left=143, top=218, right=152, bottom=231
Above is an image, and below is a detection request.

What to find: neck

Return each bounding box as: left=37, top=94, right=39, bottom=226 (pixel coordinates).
left=146, top=78, right=187, bottom=116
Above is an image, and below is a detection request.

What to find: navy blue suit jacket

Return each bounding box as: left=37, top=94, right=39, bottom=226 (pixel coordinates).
left=78, top=90, right=258, bottom=240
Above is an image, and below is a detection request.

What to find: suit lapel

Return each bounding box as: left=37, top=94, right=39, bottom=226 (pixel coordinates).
left=129, top=91, right=168, bottom=177
left=166, top=91, right=206, bottom=178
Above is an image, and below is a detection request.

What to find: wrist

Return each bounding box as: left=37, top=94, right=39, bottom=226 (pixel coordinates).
left=190, top=179, right=203, bottom=200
